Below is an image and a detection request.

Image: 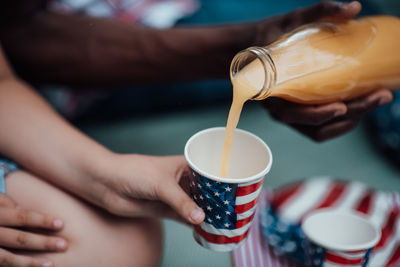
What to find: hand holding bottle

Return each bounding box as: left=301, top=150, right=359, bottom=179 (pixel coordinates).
left=249, top=1, right=396, bottom=141
left=263, top=89, right=393, bottom=142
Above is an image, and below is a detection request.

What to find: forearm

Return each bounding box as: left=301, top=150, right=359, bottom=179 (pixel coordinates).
left=0, top=53, right=112, bottom=197
left=1, top=11, right=257, bottom=87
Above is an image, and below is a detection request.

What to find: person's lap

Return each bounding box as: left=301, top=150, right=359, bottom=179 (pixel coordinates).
left=5, top=170, right=163, bottom=267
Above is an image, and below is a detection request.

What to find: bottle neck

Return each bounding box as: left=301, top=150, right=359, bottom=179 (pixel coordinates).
left=230, top=46, right=277, bottom=100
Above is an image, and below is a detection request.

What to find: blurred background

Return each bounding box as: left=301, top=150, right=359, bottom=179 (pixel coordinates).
left=51, top=0, right=400, bottom=266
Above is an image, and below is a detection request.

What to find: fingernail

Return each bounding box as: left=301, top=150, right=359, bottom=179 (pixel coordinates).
left=347, top=1, right=361, bottom=10
left=56, top=240, right=66, bottom=250
left=42, top=262, right=52, bottom=267
left=190, top=208, right=204, bottom=223
left=334, top=109, right=347, bottom=117
left=53, top=219, right=63, bottom=229
left=379, top=96, right=392, bottom=106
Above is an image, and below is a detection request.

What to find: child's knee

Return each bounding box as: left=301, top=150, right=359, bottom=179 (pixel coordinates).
left=5, top=171, right=164, bottom=267
left=70, top=217, right=164, bottom=267
left=116, top=218, right=164, bottom=267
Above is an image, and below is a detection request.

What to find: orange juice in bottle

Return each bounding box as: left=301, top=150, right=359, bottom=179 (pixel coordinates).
left=219, top=16, right=400, bottom=177
left=230, top=15, right=400, bottom=104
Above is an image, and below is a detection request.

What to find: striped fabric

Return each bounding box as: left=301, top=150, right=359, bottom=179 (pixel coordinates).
left=189, top=169, right=265, bottom=252
left=232, top=177, right=400, bottom=267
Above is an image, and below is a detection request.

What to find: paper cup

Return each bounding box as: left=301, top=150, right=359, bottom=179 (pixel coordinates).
left=301, top=209, right=381, bottom=267
left=184, top=127, right=272, bottom=251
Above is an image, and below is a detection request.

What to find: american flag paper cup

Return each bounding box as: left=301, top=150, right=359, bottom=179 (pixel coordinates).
left=184, top=127, right=272, bottom=252
left=301, top=209, right=381, bottom=267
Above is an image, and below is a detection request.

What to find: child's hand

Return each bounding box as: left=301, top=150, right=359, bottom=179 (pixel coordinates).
left=86, top=154, right=205, bottom=225
left=0, top=194, right=67, bottom=267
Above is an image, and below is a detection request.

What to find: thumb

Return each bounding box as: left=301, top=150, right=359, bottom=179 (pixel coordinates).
left=158, top=181, right=205, bottom=225
left=319, top=1, right=362, bottom=22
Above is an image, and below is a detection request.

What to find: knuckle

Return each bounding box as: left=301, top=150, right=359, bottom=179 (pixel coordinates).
left=0, top=255, right=14, bottom=266
left=307, top=109, right=328, bottom=125
left=309, top=116, right=326, bottom=126
left=41, top=214, right=53, bottom=228
left=29, top=259, right=42, bottom=267
left=17, top=210, right=30, bottom=225
left=16, top=232, right=29, bottom=246
left=44, top=238, right=56, bottom=250
left=358, top=100, right=370, bottom=111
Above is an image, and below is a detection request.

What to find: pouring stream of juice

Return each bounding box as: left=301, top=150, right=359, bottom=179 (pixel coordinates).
left=219, top=60, right=264, bottom=177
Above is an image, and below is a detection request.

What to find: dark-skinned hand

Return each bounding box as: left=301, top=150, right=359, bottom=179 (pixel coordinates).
left=256, top=1, right=393, bottom=141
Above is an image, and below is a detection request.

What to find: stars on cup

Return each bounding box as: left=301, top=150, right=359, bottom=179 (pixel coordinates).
left=189, top=175, right=238, bottom=230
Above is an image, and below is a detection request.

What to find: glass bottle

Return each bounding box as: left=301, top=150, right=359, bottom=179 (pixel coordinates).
left=230, top=16, right=400, bottom=104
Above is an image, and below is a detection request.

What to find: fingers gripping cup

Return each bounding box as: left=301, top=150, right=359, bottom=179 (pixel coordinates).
left=301, top=210, right=381, bottom=267
left=184, top=127, right=272, bottom=252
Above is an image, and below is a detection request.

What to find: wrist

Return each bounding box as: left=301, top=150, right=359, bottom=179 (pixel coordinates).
left=79, top=152, right=142, bottom=214
left=71, top=147, right=118, bottom=205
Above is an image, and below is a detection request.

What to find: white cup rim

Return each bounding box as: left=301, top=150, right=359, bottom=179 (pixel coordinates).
left=184, top=127, right=272, bottom=184
left=301, top=209, right=381, bottom=251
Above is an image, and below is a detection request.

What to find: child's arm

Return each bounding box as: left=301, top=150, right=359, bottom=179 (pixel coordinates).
left=0, top=48, right=204, bottom=224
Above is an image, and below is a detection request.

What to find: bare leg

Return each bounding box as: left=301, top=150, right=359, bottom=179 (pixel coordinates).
left=5, top=170, right=163, bottom=267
